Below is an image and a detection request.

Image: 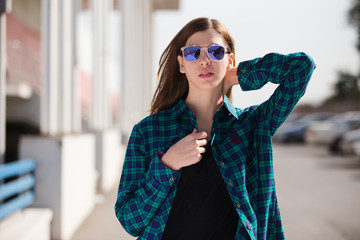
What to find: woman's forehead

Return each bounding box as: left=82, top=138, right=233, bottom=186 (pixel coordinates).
left=185, top=29, right=226, bottom=46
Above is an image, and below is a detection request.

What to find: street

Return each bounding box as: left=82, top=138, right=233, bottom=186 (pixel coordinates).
left=274, top=144, right=360, bottom=240
left=72, top=144, right=360, bottom=240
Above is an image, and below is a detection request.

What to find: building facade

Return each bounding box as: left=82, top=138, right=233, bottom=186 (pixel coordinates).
left=0, top=0, right=179, bottom=239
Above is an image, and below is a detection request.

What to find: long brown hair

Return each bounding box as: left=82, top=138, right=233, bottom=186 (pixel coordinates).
left=150, top=17, right=235, bottom=115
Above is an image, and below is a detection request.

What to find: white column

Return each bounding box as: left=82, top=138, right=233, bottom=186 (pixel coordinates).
left=121, top=0, right=154, bottom=136
left=103, top=0, right=111, bottom=128
left=90, top=0, right=110, bottom=131
left=59, top=0, right=74, bottom=134
left=141, top=0, right=153, bottom=115
left=41, top=0, right=59, bottom=135
left=71, top=1, right=82, bottom=133
left=121, top=0, right=133, bottom=135
left=134, top=0, right=141, bottom=116
left=0, top=12, right=6, bottom=163
left=41, top=0, right=81, bottom=135
left=90, top=0, right=101, bottom=131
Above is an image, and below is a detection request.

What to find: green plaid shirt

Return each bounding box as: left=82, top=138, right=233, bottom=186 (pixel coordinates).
left=115, top=52, right=316, bottom=239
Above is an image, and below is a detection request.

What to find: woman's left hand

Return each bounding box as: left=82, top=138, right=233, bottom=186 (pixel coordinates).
left=222, top=65, right=238, bottom=95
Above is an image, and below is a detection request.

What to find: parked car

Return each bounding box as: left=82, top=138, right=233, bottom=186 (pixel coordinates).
left=305, top=111, right=360, bottom=145
left=329, top=129, right=360, bottom=154
left=353, top=139, right=360, bottom=158
left=273, top=112, right=334, bottom=143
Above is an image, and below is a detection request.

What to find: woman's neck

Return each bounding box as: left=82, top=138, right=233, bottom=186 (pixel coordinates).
left=185, top=89, right=223, bottom=121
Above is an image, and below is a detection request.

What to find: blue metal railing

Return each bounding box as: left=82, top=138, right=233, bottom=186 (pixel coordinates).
left=0, top=159, right=36, bottom=220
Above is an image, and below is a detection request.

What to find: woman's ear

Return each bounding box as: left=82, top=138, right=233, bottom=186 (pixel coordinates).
left=228, top=53, right=235, bottom=67
left=177, top=55, right=185, bottom=73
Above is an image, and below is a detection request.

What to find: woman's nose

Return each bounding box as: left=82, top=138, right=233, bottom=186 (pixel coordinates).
left=199, top=49, right=210, bottom=66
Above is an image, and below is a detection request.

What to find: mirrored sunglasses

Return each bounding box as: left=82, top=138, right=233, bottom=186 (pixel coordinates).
left=180, top=45, right=230, bottom=62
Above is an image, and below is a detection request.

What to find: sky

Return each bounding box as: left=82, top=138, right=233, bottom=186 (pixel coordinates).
left=153, top=0, right=359, bottom=109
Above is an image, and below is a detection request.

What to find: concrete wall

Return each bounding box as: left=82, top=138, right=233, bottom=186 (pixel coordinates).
left=95, top=129, right=123, bottom=192
left=0, top=208, right=53, bottom=240
left=6, top=93, right=41, bottom=127
left=20, top=134, right=97, bottom=240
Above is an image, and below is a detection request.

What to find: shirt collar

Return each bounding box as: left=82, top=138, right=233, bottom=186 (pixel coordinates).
left=170, top=98, right=194, bottom=118
left=170, top=95, right=240, bottom=119
left=223, top=95, right=240, bottom=119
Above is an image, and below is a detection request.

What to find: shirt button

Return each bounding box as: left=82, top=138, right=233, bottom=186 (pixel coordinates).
left=247, top=224, right=251, bottom=230
left=169, top=177, right=174, bottom=181
left=220, top=162, right=225, bottom=166
left=228, top=182, right=232, bottom=187
left=242, top=69, right=246, bottom=74
left=237, top=203, right=241, bottom=208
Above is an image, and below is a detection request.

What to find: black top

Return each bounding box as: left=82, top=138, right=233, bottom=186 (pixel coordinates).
left=162, top=142, right=239, bottom=240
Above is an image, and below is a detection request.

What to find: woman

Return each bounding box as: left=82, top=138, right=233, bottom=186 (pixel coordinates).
left=115, top=17, right=315, bottom=240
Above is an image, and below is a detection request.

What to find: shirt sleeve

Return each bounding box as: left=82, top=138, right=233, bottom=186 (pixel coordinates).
left=237, top=52, right=316, bottom=135
left=114, top=123, right=179, bottom=236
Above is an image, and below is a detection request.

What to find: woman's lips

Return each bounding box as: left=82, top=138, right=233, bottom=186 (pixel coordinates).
left=199, top=71, right=214, bottom=78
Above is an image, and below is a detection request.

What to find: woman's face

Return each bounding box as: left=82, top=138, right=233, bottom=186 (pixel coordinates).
left=177, top=29, right=234, bottom=94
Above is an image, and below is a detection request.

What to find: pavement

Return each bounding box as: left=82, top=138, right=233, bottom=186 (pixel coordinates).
left=273, top=144, right=360, bottom=240
left=71, top=185, right=136, bottom=240
left=71, top=144, right=360, bottom=240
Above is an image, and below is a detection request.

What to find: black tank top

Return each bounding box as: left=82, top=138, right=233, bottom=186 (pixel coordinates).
left=162, top=142, right=239, bottom=240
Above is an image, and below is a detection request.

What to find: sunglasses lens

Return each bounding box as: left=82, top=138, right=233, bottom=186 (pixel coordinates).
left=183, top=46, right=200, bottom=62
left=208, top=45, right=225, bottom=60
left=182, top=45, right=227, bottom=61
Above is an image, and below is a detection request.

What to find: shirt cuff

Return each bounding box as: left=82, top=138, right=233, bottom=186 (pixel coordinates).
left=237, top=60, right=253, bottom=77
left=236, top=58, right=268, bottom=91
left=145, top=151, right=179, bottom=187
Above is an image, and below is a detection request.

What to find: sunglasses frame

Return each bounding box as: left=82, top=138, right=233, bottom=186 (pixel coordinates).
left=180, top=44, right=230, bottom=62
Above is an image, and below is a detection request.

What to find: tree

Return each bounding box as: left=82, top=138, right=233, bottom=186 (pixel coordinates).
left=348, top=0, right=360, bottom=53
left=329, top=0, right=360, bottom=101
left=333, top=71, right=360, bottom=99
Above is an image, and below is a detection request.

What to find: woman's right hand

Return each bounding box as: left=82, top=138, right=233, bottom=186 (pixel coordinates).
left=161, top=128, right=208, bottom=171
left=222, top=65, right=238, bottom=96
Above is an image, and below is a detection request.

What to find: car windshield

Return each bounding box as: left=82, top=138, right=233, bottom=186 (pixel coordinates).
left=297, top=113, right=334, bottom=123
left=329, top=111, right=360, bottom=123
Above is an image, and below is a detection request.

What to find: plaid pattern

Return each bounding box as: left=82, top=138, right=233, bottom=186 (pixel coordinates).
left=115, top=52, right=316, bottom=240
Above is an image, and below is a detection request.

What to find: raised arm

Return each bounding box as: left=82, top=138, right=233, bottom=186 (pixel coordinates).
left=236, top=52, right=316, bottom=135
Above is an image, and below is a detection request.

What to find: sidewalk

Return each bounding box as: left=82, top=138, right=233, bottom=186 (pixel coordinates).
left=71, top=144, right=360, bottom=239
left=71, top=185, right=136, bottom=240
